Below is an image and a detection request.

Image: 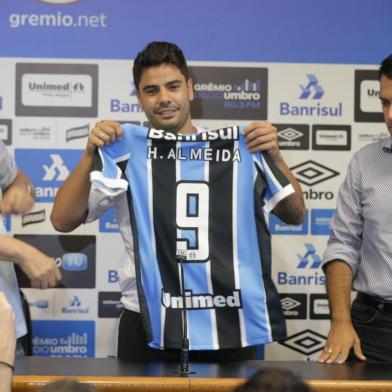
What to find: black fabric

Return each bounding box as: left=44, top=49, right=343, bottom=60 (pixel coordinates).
left=117, top=309, right=256, bottom=361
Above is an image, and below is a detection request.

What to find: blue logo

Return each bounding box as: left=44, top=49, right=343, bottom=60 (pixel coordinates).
left=269, top=211, right=309, bottom=235
left=32, top=320, right=95, bottom=357
left=311, top=209, right=335, bottom=235
left=299, top=74, right=324, bottom=99
left=4, top=215, right=11, bottom=232
left=36, top=300, right=49, bottom=309
left=99, top=208, right=119, bottom=232
left=70, top=296, right=81, bottom=307
left=62, top=253, right=88, bottom=271
left=297, top=244, right=322, bottom=269
left=14, top=149, right=82, bottom=202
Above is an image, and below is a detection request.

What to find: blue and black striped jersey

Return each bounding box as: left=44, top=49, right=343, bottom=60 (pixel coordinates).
left=91, top=123, right=293, bottom=350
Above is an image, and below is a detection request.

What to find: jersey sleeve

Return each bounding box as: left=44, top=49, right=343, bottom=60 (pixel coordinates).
left=89, top=123, right=139, bottom=197
left=254, top=152, right=295, bottom=213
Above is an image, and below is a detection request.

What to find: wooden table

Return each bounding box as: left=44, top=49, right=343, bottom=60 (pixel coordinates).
left=12, top=358, right=392, bottom=392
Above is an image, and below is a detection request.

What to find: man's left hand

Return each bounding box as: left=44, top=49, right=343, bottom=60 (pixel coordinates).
left=1, top=183, right=34, bottom=216
left=243, top=121, right=280, bottom=160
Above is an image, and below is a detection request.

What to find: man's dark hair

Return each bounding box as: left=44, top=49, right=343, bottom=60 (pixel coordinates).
left=235, top=368, right=313, bottom=392
left=379, top=54, right=392, bottom=80
left=133, top=41, right=189, bottom=91
left=39, top=380, right=98, bottom=392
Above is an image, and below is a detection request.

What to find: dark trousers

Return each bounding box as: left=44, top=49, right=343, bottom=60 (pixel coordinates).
left=350, top=294, right=392, bottom=362
left=117, top=309, right=257, bottom=361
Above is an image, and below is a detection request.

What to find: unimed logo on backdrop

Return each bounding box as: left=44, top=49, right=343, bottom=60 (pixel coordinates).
left=15, top=234, right=96, bottom=288
left=32, top=320, right=95, bottom=357
left=190, top=66, right=268, bottom=120
left=15, top=149, right=82, bottom=202
left=355, top=70, right=383, bottom=123
left=15, top=63, right=98, bottom=117
left=312, top=125, right=351, bottom=151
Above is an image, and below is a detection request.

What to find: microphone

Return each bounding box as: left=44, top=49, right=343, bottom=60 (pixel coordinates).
left=174, top=249, right=194, bottom=376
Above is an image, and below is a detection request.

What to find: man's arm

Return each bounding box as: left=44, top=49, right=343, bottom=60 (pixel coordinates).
left=0, top=235, right=61, bottom=289
left=244, top=121, right=305, bottom=224
left=0, top=170, right=35, bottom=216
left=318, top=260, right=365, bottom=363
left=51, top=120, right=122, bottom=232
left=0, top=292, right=16, bottom=392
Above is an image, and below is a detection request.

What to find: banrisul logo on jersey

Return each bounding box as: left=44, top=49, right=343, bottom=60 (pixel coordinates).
left=279, top=74, right=343, bottom=118
left=355, top=70, right=384, bottom=123
left=290, top=160, right=339, bottom=201
left=15, top=149, right=82, bottom=202
left=0, top=119, right=12, bottom=145
left=190, top=66, right=267, bottom=119
left=99, top=207, right=119, bottom=232
left=32, top=320, right=95, bottom=357
left=15, top=234, right=96, bottom=288
left=15, top=63, right=98, bottom=117
left=276, top=243, right=325, bottom=287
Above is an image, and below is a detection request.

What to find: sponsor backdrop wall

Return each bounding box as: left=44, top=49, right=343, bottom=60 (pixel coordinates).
left=0, top=0, right=390, bottom=359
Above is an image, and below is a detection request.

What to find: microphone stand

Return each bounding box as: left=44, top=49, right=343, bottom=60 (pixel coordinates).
left=174, top=253, right=194, bottom=376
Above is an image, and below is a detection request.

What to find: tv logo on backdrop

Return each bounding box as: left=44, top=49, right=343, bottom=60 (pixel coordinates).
left=355, top=70, right=384, bottom=122
left=276, top=243, right=325, bottom=286
left=190, top=66, right=268, bottom=120
left=15, top=63, right=98, bottom=117
left=15, top=149, right=82, bottom=202
left=312, top=125, right=351, bottom=150
left=280, top=74, right=343, bottom=117
left=290, top=160, right=339, bottom=201
left=15, top=234, right=95, bottom=288
left=32, top=320, right=95, bottom=357
left=0, top=120, right=12, bottom=145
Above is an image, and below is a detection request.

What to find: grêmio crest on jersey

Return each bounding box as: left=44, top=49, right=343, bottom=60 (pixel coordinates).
left=91, top=123, right=294, bottom=350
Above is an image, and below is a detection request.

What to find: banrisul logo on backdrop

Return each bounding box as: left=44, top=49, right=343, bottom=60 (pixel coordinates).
left=15, top=149, right=82, bottom=202
left=0, top=119, right=12, bottom=145
left=280, top=74, right=343, bottom=117
left=290, top=160, right=339, bottom=201
left=110, top=80, right=143, bottom=113
left=32, top=320, right=94, bottom=357
left=15, top=63, right=98, bottom=117
left=15, top=234, right=96, bottom=288
left=276, top=124, right=309, bottom=150
left=355, top=70, right=383, bottom=123
left=190, top=66, right=267, bottom=120
left=277, top=243, right=325, bottom=286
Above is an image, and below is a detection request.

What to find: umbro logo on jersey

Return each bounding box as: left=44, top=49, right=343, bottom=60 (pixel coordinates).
left=147, top=127, right=239, bottom=142
left=161, top=289, right=242, bottom=309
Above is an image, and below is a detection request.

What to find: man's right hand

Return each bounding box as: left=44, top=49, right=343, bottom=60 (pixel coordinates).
left=18, top=245, right=62, bottom=289
left=318, top=321, right=366, bottom=363
left=86, top=120, right=123, bottom=155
